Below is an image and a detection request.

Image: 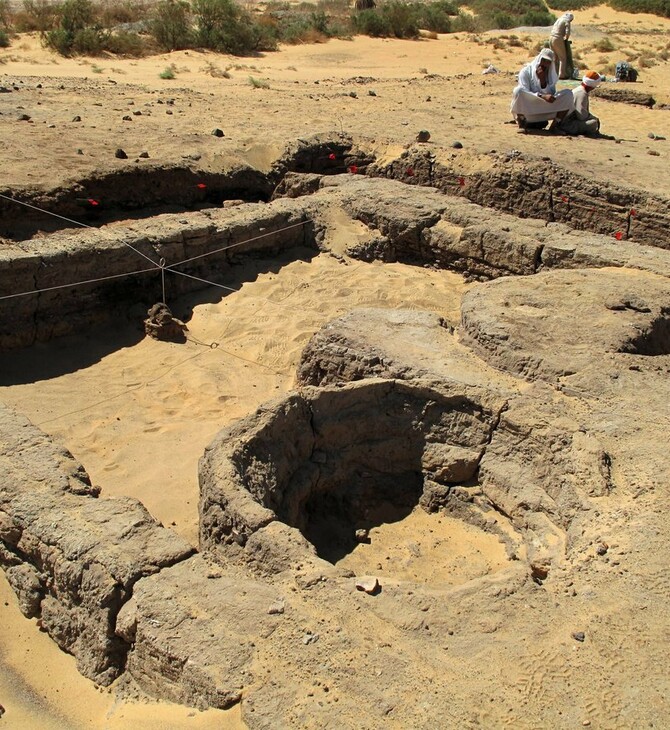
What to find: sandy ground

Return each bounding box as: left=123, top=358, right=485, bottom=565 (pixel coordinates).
left=0, top=4, right=669, bottom=728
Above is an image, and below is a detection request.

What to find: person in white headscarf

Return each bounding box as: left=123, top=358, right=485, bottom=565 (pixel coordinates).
left=561, top=70, right=603, bottom=136
left=551, top=12, right=574, bottom=79
left=510, top=49, right=573, bottom=131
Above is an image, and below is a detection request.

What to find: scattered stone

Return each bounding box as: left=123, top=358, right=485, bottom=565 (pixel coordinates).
left=451, top=140, right=463, bottom=149
left=139, top=151, right=150, bottom=158
left=268, top=600, right=285, bottom=615
left=648, top=150, right=660, bottom=156
left=122, top=115, right=132, bottom=121
left=425, top=96, right=431, bottom=102
left=368, top=89, right=377, bottom=96
left=416, top=130, right=431, bottom=143
left=355, top=576, right=380, bottom=595
left=349, top=91, right=357, bottom=98
left=166, top=109, right=173, bottom=115
left=302, top=632, right=319, bottom=645
left=0, top=87, right=12, bottom=93
left=596, top=543, right=608, bottom=556
left=144, top=303, right=187, bottom=342
left=76, top=148, right=84, bottom=155
left=114, top=148, right=128, bottom=159
left=17, top=113, right=31, bottom=121
left=572, top=631, right=585, bottom=642
left=133, top=110, right=142, bottom=116
left=0, top=703, right=4, bottom=718
left=355, top=528, right=370, bottom=543
left=211, top=128, right=224, bottom=137
left=72, top=115, right=81, bottom=122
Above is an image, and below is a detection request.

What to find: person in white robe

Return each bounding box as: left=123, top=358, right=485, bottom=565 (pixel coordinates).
left=550, top=12, right=574, bottom=79
left=510, top=49, right=573, bottom=130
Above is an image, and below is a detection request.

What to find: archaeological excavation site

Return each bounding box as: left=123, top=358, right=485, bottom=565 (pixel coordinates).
left=1, top=134, right=670, bottom=728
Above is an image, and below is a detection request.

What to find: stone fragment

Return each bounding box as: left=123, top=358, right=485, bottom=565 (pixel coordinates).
left=114, top=148, right=128, bottom=159
left=355, top=576, right=380, bottom=594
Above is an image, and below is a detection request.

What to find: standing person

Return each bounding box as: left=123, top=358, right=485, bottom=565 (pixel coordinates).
left=510, top=49, right=573, bottom=131
left=551, top=12, right=574, bottom=79
left=561, top=71, right=603, bottom=136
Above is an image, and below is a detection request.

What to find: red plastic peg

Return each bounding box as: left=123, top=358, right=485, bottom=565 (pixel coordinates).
left=614, top=231, right=623, bottom=240
left=328, top=153, right=336, bottom=160
left=458, top=176, right=465, bottom=186
left=561, top=195, right=568, bottom=203
left=630, top=208, right=636, bottom=216
left=87, top=198, right=99, bottom=206
left=349, top=165, right=358, bottom=174
left=197, top=183, right=207, bottom=189
left=406, top=167, right=414, bottom=176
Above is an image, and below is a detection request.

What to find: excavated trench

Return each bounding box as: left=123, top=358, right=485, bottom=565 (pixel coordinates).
left=1, top=134, right=668, bottom=713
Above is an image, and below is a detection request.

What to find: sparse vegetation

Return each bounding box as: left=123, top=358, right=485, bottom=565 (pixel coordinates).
left=159, top=64, right=175, bottom=78
left=0, top=0, right=667, bottom=58
left=593, top=36, right=616, bottom=52
left=248, top=74, right=269, bottom=88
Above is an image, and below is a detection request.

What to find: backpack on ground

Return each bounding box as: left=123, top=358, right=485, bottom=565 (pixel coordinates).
left=615, top=61, right=638, bottom=82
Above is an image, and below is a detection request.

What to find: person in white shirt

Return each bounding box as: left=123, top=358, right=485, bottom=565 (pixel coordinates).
left=561, top=70, right=602, bottom=136
left=510, top=49, right=573, bottom=131
left=551, top=12, right=574, bottom=79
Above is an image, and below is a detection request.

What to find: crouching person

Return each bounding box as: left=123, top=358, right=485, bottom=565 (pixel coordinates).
left=511, top=49, right=573, bottom=131
left=561, top=71, right=603, bottom=136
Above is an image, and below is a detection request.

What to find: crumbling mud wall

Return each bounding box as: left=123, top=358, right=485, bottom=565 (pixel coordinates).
left=0, top=199, right=315, bottom=351
left=3, top=171, right=670, bottom=354
left=0, top=402, right=194, bottom=684
left=369, top=145, right=670, bottom=249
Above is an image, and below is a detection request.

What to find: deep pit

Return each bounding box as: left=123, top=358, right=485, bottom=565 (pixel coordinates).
left=199, top=378, right=517, bottom=581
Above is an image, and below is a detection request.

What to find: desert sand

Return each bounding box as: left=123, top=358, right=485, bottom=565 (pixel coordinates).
left=1, top=4, right=669, bottom=728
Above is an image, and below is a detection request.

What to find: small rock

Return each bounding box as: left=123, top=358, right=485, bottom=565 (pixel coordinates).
left=211, top=128, right=224, bottom=137
left=133, top=110, right=142, bottom=116
left=303, top=632, right=319, bottom=645
left=572, top=631, right=585, bottom=642
left=425, top=95, right=431, bottom=102
left=115, top=148, right=128, bottom=159
left=122, top=115, right=132, bottom=121
left=355, top=528, right=369, bottom=543
left=648, top=150, right=660, bottom=156
left=355, top=576, right=380, bottom=594
left=17, top=113, right=31, bottom=121
left=349, top=91, right=357, bottom=98
left=76, top=148, right=84, bottom=155
left=268, top=600, right=285, bottom=615
left=595, top=543, right=608, bottom=556
left=0, top=87, right=11, bottom=93
left=166, top=109, right=173, bottom=115
left=139, top=151, right=150, bottom=158
left=416, top=130, right=430, bottom=142
left=72, top=115, right=81, bottom=122
left=0, top=703, right=4, bottom=717
left=368, top=89, right=377, bottom=96
left=452, top=140, right=463, bottom=149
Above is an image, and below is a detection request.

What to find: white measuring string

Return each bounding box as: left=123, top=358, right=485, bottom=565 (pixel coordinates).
left=0, top=266, right=158, bottom=301
left=164, top=219, right=310, bottom=270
